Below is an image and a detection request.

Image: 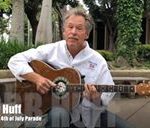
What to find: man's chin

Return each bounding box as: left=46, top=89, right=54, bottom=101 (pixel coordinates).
left=67, top=40, right=77, bottom=44
left=67, top=42, right=78, bottom=48
left=68, top=37, right=78, bottom=41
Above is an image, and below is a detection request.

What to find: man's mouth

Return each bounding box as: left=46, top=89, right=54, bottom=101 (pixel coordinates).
left=68, top=37, right=78, bottom=40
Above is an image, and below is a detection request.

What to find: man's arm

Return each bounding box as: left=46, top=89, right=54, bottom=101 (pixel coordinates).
left=20, top=72, right=56, bottom=94
left=8, top=44, right=56, bottom=94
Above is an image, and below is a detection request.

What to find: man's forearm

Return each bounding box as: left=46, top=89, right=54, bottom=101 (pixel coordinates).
left=20, top=72, right=42, bottom=84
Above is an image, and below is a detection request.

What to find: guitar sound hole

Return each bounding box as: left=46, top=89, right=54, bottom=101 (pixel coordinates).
left=53, top=80, right=67, bottom=97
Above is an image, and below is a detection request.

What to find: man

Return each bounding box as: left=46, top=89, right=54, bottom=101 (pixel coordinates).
left=8, top=8, right=132, bottom=128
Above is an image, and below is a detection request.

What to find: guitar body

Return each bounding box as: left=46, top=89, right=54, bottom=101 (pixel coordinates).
left=16, top=60, right=82, bottom=116
left=15, top=60, right=150, bottom=116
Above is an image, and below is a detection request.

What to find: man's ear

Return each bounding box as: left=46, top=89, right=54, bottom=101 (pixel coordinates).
left=85, top=32, right=89, bottom=40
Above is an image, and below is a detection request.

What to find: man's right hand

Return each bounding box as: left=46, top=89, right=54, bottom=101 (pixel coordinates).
left=20, top=72, right=56, bottom=94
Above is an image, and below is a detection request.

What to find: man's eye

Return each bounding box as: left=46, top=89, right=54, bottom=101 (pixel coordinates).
left=77, top=27, right=83, bottom=30
left=68, top=26, right=73, bottom=29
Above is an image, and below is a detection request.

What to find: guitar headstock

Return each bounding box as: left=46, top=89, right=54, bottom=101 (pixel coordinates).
left=136, top=81, right=150, bottom=96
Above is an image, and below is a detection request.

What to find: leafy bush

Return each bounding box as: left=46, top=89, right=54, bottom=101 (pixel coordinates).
left=0, top=41, right=36, bottom=69
left=137, top=44, right=150, bottom=61
left=97, top=50, right=114, bottom=61
left=116, top=0, right=144, bottom=65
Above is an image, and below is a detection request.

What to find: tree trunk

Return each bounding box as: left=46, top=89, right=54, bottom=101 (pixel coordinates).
left=9, top=0, right=24, bottom=43
left=24, top=0, right=40, bottom=44
left=35, top=0, right=52, bottom=44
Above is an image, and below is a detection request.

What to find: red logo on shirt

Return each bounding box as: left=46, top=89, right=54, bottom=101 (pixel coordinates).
left=88, top=61, right=97, bottom=70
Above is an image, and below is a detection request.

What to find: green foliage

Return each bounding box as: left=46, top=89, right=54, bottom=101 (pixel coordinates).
left=53, top=0, right=79, bottom=8
left=0, top=41, right=36, bottom=69
left=0, top=0, right=11, bottom=12
left=145, top=0, right=150, bottom=11
left=0, top=0, right=11, bottom=42
left=116, top=0, right=144, bottom=66
left=0, top=17, right=9, bottom=41
left=137, top=44, right=150, bottom=61
left=97, top=50, right=114, bottom=61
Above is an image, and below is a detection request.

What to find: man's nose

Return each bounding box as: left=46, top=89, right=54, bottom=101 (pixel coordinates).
left=71, top=27, right=77, bottom=34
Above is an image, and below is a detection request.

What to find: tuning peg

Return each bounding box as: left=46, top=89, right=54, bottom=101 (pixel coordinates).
left=142, top=80, right=145, bottom=83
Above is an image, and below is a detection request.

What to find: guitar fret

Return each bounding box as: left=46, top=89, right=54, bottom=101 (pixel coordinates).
left=124, top=85, right=129, bottom=93
left=118, top=85, right=124, bottom=93
left=101, top=86, right=107, bottom=92
left=114, top=86, right=118, bottom=92
left=76, top=85, right=83, bottom=92
left=96, top=85, right=121, bottom=92
left=68, top=84, right=135, bottom=93
left=108, top=85, right=114, bottom=92
left=69, top=85, right=84, bottom=92
left=95, top=86, right=100, bottom=91
left=95, top=85, right=101, bottom=92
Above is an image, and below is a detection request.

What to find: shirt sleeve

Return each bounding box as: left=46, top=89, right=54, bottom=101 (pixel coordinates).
left=96, top=64, right=116, bottom=107
left=7, top=45, right=51, bottom=81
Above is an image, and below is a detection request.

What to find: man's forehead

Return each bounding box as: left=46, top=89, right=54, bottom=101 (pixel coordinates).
left=65, top=15, right=86, bottom=24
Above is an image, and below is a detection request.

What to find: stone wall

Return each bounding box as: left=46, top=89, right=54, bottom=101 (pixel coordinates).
left=0, top=69, right=150, bottom=78
left=111, top=70, right=150, bottom=78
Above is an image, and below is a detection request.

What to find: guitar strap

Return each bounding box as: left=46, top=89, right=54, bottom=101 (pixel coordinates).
left=79, top=75, right=85, bottom=104
left=69, top=92, right=72, bottom=111
left=81, top=75, right=85, bottom=83
left=80, top=75, right=86, bottom=122
left=68, top=75, right=85, bottom=112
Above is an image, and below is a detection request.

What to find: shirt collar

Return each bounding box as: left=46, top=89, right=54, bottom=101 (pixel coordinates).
left=64, top=40, right=90, bottom=59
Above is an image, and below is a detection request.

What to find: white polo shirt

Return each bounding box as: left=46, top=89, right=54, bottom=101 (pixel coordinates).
left=8, top=40, right=115, bottom=127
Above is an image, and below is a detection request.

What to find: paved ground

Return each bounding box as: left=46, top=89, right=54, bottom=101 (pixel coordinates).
left=1, top=89, right=150, bottom=128
left=108, top=93, right=150, bottom=128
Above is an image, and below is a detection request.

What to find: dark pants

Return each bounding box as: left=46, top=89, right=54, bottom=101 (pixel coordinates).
left=45, top=107, right=135, bottom=128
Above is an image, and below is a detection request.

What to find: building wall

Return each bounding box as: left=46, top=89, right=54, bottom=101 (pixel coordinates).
left=88, top=17, right=150, bottom=50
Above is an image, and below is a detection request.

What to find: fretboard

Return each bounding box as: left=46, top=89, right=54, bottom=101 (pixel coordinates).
left=66, top=84, right=135, bottom=93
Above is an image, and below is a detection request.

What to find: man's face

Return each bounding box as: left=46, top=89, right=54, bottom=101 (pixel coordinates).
left=63, top=15, right=89, bottom=50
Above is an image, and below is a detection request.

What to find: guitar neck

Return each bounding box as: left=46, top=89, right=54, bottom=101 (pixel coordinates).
left=67, top=84, right=135, bottom=93
left=95, top=85, right=135, bottom=93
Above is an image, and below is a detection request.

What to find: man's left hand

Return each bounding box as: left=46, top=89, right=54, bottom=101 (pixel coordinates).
left=83, top=84, right=101, bottom=105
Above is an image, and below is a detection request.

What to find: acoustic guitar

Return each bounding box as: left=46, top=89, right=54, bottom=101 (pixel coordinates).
left=16, top=60, right=150, bottom=116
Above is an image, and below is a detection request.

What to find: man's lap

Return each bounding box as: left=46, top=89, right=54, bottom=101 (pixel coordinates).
left=18, top=107, right=135, bottom=128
